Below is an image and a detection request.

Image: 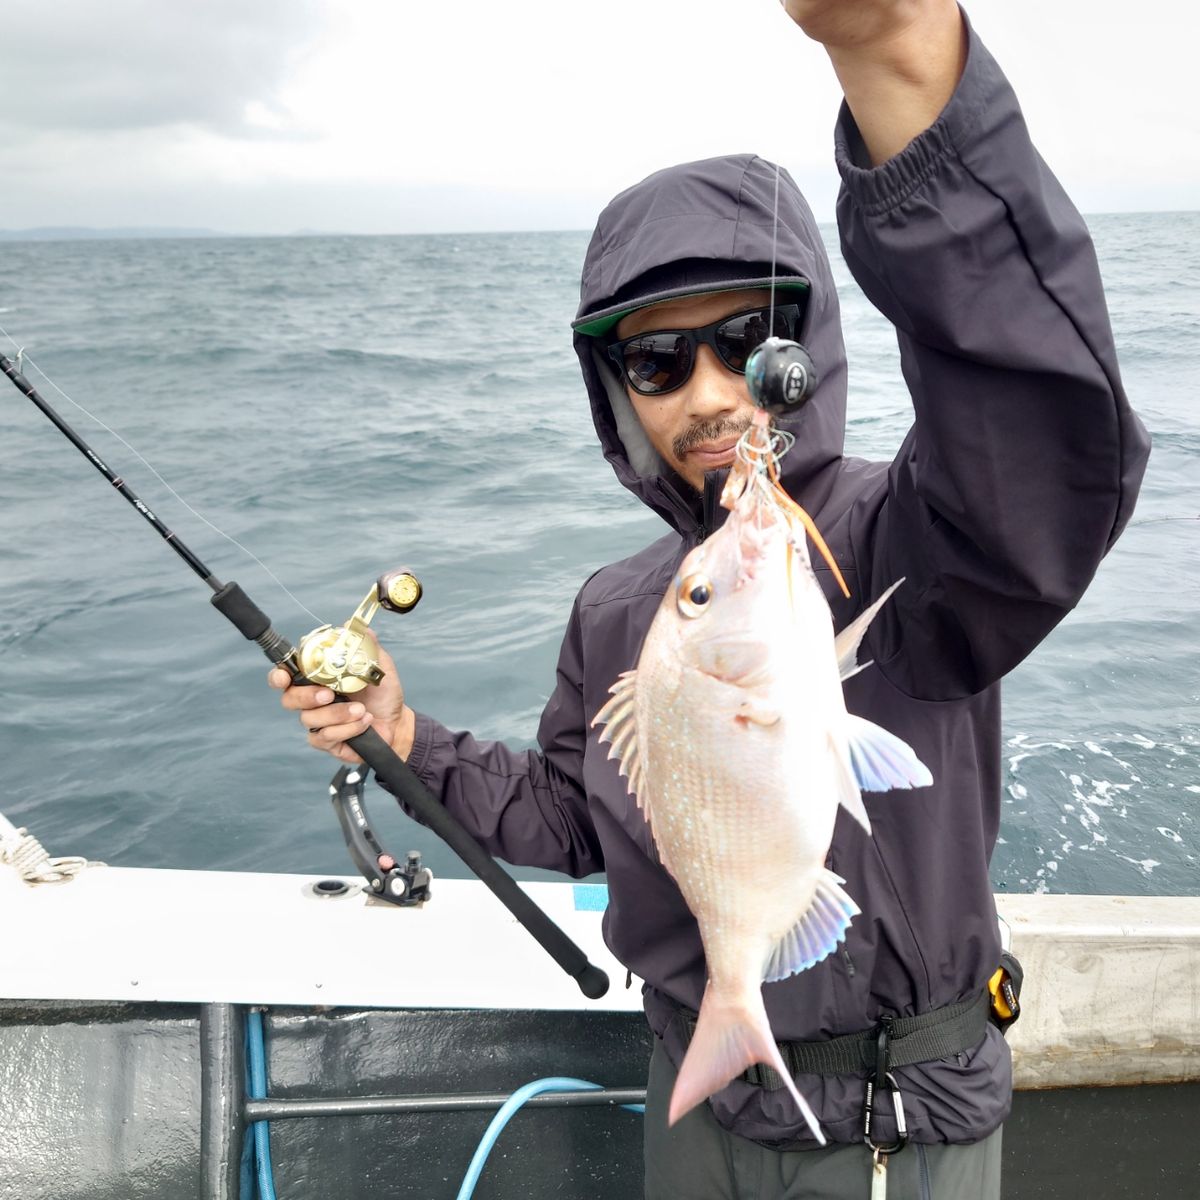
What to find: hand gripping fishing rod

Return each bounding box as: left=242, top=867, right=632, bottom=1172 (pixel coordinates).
left=0, top=351, right=609, bottom=999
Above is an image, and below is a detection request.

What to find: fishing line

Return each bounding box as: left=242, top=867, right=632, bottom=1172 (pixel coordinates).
left=1127, top=515, right=1199, bottom=527
left=0, top=331, right=614, bottom=1002
left=0, top=323, right=322, bottom=625
left=768, top=159, right=782, bottom=330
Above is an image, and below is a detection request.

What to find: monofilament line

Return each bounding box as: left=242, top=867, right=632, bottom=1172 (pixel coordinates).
left=768, top=160, right=782, bottom=331
left=0, top=324, right=323, bottom=625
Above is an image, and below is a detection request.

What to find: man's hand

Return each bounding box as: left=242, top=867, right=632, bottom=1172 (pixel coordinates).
left=781, top=0, right=966, bottom=166
left=267, top=636, right=415, bottom=765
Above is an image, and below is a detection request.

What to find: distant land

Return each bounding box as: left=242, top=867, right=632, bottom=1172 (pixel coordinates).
left=0, top=225, right=588, bottom=243
left=0, top=226, right=230, bottom=242
left=0, top=226, right=352, bottom=243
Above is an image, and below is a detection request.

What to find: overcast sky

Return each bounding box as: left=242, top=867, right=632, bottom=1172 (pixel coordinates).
left=1, top=0, right=1194, bottom=234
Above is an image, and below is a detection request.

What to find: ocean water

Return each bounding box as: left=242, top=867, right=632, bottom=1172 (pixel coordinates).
left=0, top=214, right=1195, bottom=896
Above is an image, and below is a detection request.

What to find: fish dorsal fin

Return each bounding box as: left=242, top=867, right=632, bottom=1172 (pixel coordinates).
left=763, top=869, right=860, bottom=983
left=846, top=714, right=934, bottom=792
left=834, top=578, right=904, bottom=682
left=828, top=731, right=872, bottom=834
left=591, top=670, right=646, bottom=807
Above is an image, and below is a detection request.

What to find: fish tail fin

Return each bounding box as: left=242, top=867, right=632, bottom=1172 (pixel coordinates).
left=669, top=988, right=826, bottom=1145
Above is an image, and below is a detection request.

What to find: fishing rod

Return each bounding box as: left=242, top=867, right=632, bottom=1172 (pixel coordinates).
left=0, top=350, right=609, bottom=999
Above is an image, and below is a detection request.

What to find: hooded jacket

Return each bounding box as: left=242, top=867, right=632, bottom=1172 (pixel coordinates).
left=400, top=18, right=1150, bottom=1147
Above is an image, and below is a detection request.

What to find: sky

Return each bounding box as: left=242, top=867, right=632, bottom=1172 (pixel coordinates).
left=1, top=0, right=1195, bottom=235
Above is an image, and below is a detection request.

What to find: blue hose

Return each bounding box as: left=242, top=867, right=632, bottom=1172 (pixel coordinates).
left=244, top=1010, right=279, bottom=1200
left=243, top=1014, right=640, bottom=1200
left=455, top=1077, right=644, bottom=1200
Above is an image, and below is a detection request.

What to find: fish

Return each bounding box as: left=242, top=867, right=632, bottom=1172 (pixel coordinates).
left=592, top=462, right=932, bottom=1143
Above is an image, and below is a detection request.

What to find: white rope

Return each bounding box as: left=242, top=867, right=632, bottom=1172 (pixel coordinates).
left=0, top=812, right=95, bottom=884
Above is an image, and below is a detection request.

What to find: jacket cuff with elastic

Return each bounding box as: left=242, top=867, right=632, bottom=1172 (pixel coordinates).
left=402, top=709, right=438, bottom=787
left=833, top=8, right=998, bottom=216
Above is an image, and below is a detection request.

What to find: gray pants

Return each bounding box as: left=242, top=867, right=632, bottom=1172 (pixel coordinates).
left=644, top=1040, right=1002, bottom=1200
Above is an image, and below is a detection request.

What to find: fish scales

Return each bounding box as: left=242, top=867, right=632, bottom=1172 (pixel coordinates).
left=594, top=471, right=933, bottom=1144
left=636, top=567, right=841, bottom=979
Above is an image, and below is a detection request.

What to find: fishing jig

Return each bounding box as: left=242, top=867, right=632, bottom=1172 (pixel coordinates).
left=745, top=336, right=818, bottom=415
left=745, top=158, right=819, bottom=417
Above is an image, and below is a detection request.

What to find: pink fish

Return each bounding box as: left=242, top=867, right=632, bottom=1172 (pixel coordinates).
left=593, top=483, right=932, bottom=1142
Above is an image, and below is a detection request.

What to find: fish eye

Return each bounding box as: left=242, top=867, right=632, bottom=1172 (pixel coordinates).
left=677, top=573, right=713, bottom=619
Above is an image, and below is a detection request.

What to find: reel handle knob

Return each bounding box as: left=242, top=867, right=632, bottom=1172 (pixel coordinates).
left=378, top=569, right=423, bottom=614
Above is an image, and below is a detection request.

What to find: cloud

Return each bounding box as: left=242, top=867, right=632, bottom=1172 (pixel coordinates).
left=0, top=0, right=1196, bottom=234
left=0, top=0, right=330, bottom=135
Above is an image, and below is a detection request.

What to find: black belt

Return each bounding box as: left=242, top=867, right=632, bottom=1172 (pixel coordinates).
left=680, top=988, right=991, bottom=1089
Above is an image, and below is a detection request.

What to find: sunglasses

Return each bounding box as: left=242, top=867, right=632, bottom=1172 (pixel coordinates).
left=606, top=303, right=804, bottom=397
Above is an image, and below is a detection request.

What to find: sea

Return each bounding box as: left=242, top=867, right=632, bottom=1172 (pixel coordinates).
left=0, top=213, right=1196, bottom=897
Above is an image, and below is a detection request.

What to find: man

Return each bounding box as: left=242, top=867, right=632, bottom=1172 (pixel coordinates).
left=271, top=1, right=1150, bottom=1195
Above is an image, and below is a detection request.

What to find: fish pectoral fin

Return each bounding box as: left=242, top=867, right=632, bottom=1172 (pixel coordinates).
left=834, top=578, right=904, bottom=682
left=763, top=869, right=860, bottom=983
left=735, top=698, right=781, bottom=727
left=846, top=713, right=934, bottom=792
left=669, top=988, right=825, bottom=1145
left=591, top=669, right=646, bottom=803
left=829, top=731, right=872, bottom=834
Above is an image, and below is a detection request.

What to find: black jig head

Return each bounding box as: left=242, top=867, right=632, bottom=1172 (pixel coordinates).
left=745, top=336, right=818, bottom=415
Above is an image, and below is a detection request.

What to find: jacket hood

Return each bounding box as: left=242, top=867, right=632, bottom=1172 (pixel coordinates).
left=572, top=154, right=848, bottom=534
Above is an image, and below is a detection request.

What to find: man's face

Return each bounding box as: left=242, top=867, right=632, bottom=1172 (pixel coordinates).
left=614, top=288, right=768, bottom=492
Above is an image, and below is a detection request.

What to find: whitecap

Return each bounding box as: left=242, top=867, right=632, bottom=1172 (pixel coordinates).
left=1117, top=855, right=1162, bottom=873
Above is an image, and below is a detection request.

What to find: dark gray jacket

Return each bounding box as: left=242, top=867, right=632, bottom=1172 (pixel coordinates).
left=402, top=19, right=1150, bottom=1146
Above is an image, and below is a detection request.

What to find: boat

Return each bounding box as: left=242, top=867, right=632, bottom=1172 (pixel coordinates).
left=2, top=805, right=1197, bottom=1199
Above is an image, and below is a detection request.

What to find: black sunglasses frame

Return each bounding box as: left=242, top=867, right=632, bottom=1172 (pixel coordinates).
left=606, top=303, right=805, bottom=397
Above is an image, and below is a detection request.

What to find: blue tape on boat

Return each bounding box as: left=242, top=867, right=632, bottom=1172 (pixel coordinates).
left=573, top=883, right=609, bottom=911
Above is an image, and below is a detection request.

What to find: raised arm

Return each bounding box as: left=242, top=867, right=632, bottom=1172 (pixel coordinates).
left=783, top=0, right=966, bottom=164
left=823, top=11, right=1151, bottom=697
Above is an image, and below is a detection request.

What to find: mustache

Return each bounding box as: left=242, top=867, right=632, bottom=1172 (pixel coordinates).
left=673, top=417, right=752, bottom=461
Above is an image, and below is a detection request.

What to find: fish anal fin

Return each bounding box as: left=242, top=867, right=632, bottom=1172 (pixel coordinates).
left=846, top=713, right=934, bottom=792
left=763, top=869, right=860, bottom=983
left=669, top=988, right=826, bottom=1145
